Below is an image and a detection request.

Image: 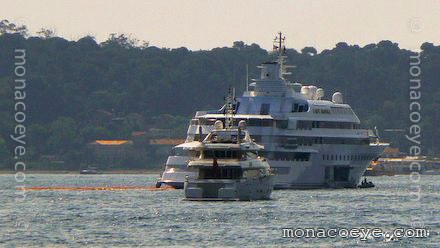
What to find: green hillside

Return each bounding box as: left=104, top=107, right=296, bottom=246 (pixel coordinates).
left=1, top=21, right=439, bottom=169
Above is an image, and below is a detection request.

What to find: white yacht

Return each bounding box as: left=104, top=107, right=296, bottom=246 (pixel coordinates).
left=158, top=33, right=388, bottom=189
left=156, top=146, right=197, bottom=188
left=184, top=114, right=274, bottom=200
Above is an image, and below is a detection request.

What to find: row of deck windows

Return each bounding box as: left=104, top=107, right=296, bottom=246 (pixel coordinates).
left=199, top=167, right=242, bottom=179
left=194, top=118, right=359, bottom=130
left=275, top=136, right=370, bottom=146
left=259, top=103, right=352, bottom=115
left=260, top=151, right=310, bottom=161
left=191, top=134, right=369, bottom=146
left=322, top=154, right=374, bottom=161
left=203, top=150, right=240, bottom=159
left=256, top=103, right=352, bottom=115
left=297, top=120, right=360, bottom=130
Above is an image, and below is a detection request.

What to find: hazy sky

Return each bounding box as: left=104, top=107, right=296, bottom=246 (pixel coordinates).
left=1, top=0, right=439, bottom=51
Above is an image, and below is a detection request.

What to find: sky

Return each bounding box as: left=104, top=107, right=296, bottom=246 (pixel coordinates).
left=1, top=0, right=439, bottom=51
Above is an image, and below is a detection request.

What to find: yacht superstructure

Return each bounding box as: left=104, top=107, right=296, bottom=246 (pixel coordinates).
left=156, top=146, right=197, bottom=189
left=159, top=33, right=388, bottom=189
left=184, top=118, right=274, bottom=200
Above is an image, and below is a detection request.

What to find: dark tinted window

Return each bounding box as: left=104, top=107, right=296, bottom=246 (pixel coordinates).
left=276, top=120, right=288, bottom=129
left=292, top=103, right=299, bottom=112
left=199, top=167, right=243, bottom=179
left=261, top=151, right=310, bottom=161
left=204, top=150, right=240, bottom=159
left=260, top=103, right=270, bottom=115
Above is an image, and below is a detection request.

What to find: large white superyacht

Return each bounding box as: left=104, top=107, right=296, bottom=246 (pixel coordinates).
left=158, top=33, right=388, bottom=189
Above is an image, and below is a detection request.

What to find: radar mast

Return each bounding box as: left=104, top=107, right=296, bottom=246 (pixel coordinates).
left=224, top=88, right=234, bottom=129
left=273, top=32, right=293, bottom=78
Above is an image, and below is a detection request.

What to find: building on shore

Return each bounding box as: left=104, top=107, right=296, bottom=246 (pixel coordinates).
left=364, top=147, right=440, bottom=176
left=85, top=129, right=186, bottom=169
left=87, top=140, right=135, bottom=168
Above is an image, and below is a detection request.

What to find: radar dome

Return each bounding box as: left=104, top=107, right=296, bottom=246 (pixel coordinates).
left=301, top=86, right=310, bottom=99
left=308, top=86, right=317, bottom=99
left=214, top=120, right=224, bottom=130
left=332, top=92, right=343, bottom=104
left=238, top=120, right=247, bottom=129
left=291, top=82, right=302, bottom=93
left=315, top=88, right=324, bottom=100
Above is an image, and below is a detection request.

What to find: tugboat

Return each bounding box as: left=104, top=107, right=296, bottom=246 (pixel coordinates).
left=184, top=92, right=274, bottom=201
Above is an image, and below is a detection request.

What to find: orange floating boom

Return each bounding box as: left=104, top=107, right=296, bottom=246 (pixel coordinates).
left=19, top=185, right=176, bottom=191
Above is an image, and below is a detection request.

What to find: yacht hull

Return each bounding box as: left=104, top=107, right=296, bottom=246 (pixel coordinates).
left=184, top=177, right=274, bottom=201
left=157, top=155, right=197, bottom=189
left=271, top=144, right=387, bottom=189
left=159, top=143, right=385, bottom=190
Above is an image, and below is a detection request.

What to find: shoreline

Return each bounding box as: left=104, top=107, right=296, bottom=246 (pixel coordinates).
left=0, top=169, right=162, bottom=175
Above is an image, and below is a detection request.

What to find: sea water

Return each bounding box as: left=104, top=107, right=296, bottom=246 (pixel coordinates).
left=1, top=174, right=438, bottom=247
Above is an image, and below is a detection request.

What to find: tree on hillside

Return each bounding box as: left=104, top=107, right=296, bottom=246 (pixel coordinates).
left=0, top=20, right=439, bottom=169
left=0, top=19, right=28, bottom=36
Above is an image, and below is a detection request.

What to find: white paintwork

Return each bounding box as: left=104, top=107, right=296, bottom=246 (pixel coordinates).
left=158, top=34, right=388, bottom=189
left=184, top=128, right=274, bottom=201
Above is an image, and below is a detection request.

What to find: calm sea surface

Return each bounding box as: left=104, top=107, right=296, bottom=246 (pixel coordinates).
left=0, top=174, right=438, bottom=247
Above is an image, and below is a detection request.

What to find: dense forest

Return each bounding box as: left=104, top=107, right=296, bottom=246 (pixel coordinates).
left=0, top=20, right=439, bottom=170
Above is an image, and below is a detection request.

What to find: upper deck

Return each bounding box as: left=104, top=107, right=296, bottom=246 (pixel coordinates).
left=186, top=33, right=376, bottom=144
